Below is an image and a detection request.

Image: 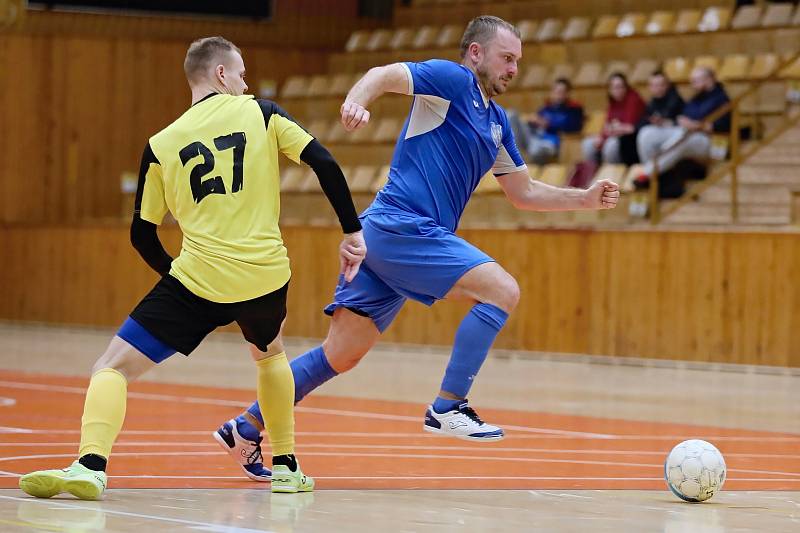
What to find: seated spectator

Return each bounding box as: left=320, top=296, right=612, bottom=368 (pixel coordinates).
left=581, top=72, right=646, bottom=165
left=507, top=78, right=584, bottom=165
left=634, top=66, right=730, bottom=187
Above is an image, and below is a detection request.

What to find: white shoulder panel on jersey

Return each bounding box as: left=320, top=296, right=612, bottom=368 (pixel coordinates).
left=405, top=94, right=451, bottom=140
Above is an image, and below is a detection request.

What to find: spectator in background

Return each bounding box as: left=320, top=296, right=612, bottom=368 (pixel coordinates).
left=507, top=78, right=584, bottom=165
left=637, top=70, right=685, bottom=164
left=582, top=72, right=646, bottom=165
left=633, top=66, right=730, bottom=187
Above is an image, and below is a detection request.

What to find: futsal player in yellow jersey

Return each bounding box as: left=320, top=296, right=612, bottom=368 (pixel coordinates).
left=19, top=37, right=366, bottom=499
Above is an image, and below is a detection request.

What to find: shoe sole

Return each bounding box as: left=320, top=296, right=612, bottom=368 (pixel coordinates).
left=63, top=479, right=104, bottom=501
left=423, top=425, right=505, bottom=442
left=19, top=474, right=104, bottom=500
left=19, top=474, right=63, bottom=499
left=212, top=431, right=271, bottom=483
left=271, top=477, right=314, bottom=494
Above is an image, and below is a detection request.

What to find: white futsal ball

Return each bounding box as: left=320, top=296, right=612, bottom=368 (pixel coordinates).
left=664, top=439, right=726, bottom=502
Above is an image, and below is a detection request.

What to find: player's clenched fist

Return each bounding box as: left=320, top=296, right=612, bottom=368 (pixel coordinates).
left=340, top=101, right=370, bottom=131
left=585, top=179, right=620, bottom=210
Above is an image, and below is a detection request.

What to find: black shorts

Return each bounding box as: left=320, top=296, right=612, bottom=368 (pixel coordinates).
left=129, top=274, right=289, bottom=355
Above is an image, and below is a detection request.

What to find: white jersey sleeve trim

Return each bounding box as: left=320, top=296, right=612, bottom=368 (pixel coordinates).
left=492, top=144, right=528, bottom=175
left=399, top=62, right=414, bottom=95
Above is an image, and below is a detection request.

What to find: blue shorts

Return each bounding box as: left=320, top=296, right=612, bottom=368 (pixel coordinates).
left=324, top=211, right=494, bottom=332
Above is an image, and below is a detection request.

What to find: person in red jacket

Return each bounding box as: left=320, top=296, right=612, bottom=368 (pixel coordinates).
left=582, top=72, right=646, bottom=165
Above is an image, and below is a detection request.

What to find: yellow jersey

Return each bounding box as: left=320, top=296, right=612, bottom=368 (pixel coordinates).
left=137, top=94, right=313, bottom=303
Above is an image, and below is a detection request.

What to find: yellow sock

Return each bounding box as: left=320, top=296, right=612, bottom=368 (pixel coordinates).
left=256, top=352, right=295, bottom=457
left=78, top=368, right=127, bottom=459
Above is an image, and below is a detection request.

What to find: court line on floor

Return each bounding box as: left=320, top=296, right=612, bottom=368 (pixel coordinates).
left=6, top=429, right=800, bottom=441
left=3, top=474, right=798, bottom=483
left=2, top=442, right=799, bottom=461
left=2, top=451, right=799, bottom=477
left=0, top=379, right=613, bottom=439
left=0, top=494, right=271, bottom=533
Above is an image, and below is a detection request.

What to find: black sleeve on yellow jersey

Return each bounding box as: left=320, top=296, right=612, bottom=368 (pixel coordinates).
left=130, top=143, right=173, bottom=275
left=300, top=139, right=362, bottom=233
left=257, top=99, right=362, bottom=233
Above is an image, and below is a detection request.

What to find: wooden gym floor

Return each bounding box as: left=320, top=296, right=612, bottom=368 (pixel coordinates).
left=0, top=323, right=798, bottom=531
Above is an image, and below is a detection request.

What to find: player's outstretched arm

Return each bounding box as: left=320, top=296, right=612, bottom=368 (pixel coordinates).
left=299, top=139, right=366, bottom=282
left=496, top=170, right=620, bottom=212
left=341, top=64, right=410, bottom=131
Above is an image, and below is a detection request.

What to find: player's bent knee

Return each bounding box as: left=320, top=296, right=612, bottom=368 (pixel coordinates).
left=494, top=274, right=520, bottom=312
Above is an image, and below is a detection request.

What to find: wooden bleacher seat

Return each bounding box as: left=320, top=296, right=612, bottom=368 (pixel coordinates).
left=365, top=29, right=393, bottom=52
left=574, top=62, right=604, bottom=87
left=645, top=11, right=675, bottom=35
left=549, top=64, right=575, bottom=84
left=593, top=15, right=620, bottom=39
left=307, top=119, right=330, bottom=142
left=559, top=136, right=582, bottom=165
left=329, top=73, right=354, bottom=96
left=348, top=166, right=379, bottom=193
left=474, top=174, right=503, bottom=194
left=794, top=6, right=800, bottom=26
left=780, top=55, right=800, bottom=79
left=674, top=9, right=702, bottom=33
left=325, top=121, right=348, bottom=144
left=374, top=118, right=402, bottom=143
left=664, top=57, right=692, bottom=83
left=371, top=165, right=391, bottom=193
left=731, top=5, right=763, bottom=30
left=412, top=26, right=439, bottom=49
left=389, top=28, right=416, bottom=50
left=348, top=119, right=378, bottom=144
left=593, top=164, right=627, bottom=186
left=693, top=55, right=720, bottom=74
left=281, top=166, right=312, bottom=193
left=562, top=17, right=591, bottom=41
left=518, top=19, right=539, bottom=43
left=698, top=6, right=732, bottom=32
left=762, top=3, right=794, bottom=28
left=281, top=76, right=308, bottom=99
left=436, top=24, right=462, bottom=48
left=717, top=54, right=751, bottom=81
left=345, top=30, right=371, bottom=53
left=749, top=53, right=780, bottom=79
left=520, top=64, right=550, bottom=89
left=616, top=13, right=647, bottom=38
left=630, top=58, right=658, bottom=84
left=306, top=75, right=329, bottom=97
left=622, top=164, right=644, bottom=192
left=604, top=61, right=631, bottom=80
left=538, top=164, right=567, bottom=187
left=536, top=18, right=563, bottom=42
left=583, top=111, right=606, bottom=136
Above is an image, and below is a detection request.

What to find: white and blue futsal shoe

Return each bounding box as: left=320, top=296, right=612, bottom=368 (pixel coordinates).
left=423, top=400, right=504, bottom=441
left=213, top=418, right=272, bottom=482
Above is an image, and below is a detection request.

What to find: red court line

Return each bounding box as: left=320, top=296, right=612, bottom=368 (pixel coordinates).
left=0, top=370, right=797, bottom=490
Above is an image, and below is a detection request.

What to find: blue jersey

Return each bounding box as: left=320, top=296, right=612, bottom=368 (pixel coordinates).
left=366, top=59, right=527, bottom=232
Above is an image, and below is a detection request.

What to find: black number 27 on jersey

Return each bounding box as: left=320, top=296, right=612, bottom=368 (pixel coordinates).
left=179, top=132, right=247, bottom=204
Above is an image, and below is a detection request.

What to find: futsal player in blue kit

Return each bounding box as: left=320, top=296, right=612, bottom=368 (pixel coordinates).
left=214, top=16, right=620, bottom=481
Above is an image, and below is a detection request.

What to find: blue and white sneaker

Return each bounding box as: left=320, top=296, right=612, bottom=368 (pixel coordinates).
left=423, top=400, right=504, bottom=441
left=213, top=418, right=271, bottom=482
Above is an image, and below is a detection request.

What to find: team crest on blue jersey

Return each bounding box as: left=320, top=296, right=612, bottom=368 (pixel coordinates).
left=490, top=122, right=503, bottom=148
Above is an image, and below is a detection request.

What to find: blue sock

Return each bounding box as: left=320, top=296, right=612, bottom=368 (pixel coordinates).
left=238, top=346, right=338, bottom=435
left=438, top=302, right=508, bottom=401
left=432, top=397, right=462, bottom=414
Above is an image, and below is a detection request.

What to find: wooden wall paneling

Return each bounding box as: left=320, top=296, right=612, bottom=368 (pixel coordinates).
left=2, top=226, right=800, bottom=367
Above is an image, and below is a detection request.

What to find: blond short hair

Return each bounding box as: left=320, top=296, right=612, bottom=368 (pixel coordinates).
left=184, top=36, right=241, bottom=83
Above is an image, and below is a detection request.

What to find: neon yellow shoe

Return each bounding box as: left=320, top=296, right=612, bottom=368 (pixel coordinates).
left=19, top=461, right=107, bottom=500
left=270, top=464, right=314, bottom=494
